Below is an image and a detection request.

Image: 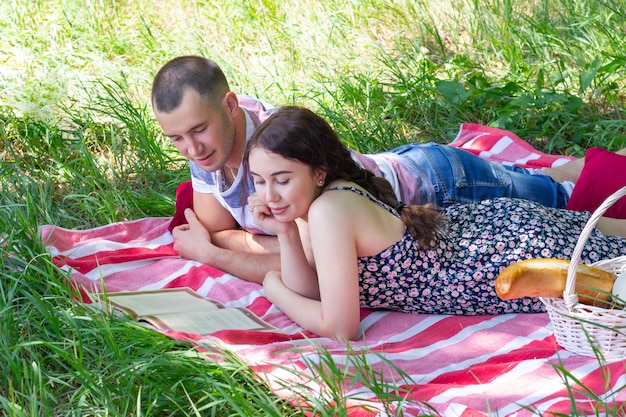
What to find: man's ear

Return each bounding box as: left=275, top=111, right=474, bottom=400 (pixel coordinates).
left=222, top=91, right=239, bottom=116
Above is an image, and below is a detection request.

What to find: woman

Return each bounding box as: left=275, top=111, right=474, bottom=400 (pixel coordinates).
left=244, top=106, right=626, bottom=340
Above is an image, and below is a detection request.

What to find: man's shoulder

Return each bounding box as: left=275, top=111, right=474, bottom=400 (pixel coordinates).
left=190, top=162, right=218, bottom=186
left=237, top=95, right=276, bottom=124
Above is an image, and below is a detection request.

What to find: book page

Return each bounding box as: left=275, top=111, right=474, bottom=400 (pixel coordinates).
left=106, top=288, right=223, bottom=317
left=102, top=288, right=277, bottom=334
left=142, top=308, right=276, bottom=334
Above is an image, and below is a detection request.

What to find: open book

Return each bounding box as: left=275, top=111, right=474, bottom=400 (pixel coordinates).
left=99, top=287, right=276, bottom=334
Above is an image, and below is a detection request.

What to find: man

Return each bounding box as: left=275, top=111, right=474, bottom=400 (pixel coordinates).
left=152, top=56, right=280, bottom=283
left=151, top=55, right=586, bottom=283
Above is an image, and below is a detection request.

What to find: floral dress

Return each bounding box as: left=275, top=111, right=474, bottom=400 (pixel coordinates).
left=348, top=187, right=626, bottom=315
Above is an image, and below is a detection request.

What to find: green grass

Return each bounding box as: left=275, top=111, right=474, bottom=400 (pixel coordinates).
left=2, top=0, right=626, bottom=415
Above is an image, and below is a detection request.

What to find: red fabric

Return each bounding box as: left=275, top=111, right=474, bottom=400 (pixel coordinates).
left=168, top=181, right=193, bottom=231
left=39, top=217, right=626, bottom=416
left=566, top=147, right=626, bottom=218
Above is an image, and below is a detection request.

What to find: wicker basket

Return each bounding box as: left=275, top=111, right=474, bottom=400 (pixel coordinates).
left=540, top=186, right=626, bottom=358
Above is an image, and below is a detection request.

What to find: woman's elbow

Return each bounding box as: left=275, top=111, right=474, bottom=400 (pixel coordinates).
left=322, top=307, right=361, bottom=341
left=338, top=330, right=361, bottom=341
left=327, top=321, right=361, bottom=341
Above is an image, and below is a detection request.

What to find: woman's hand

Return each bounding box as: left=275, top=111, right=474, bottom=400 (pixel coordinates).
left=248, top=192, right=295, bottom=235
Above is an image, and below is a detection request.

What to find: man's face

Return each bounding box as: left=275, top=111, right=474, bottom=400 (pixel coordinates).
left=154, top=89, right=235, bottom=172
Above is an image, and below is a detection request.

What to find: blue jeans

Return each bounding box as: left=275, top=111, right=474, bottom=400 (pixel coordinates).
left=389, top=143, right=568, bottom=208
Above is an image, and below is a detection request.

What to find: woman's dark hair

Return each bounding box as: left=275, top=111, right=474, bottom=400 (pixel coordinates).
left=243, top=106, right=447, bottom=246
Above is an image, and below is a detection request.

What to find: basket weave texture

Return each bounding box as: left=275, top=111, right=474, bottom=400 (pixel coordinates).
left=540, top=186, right=626, bottom=358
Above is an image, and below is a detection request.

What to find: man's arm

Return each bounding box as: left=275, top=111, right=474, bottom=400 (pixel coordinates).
left=173, top=192, right=280, bottom=283
left=193, top=190, right=280, bottom=253
left=198, top=244, right=280, bottom=284
left=172, top=208, right=280, bottom=284
left=193, top=190, right=239, bottom=233
left=210, top=229, right=281, bottom=253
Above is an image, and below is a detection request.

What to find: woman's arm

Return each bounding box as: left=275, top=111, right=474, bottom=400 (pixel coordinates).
left=263, top=268, right=360, bottom=340
left=275, top=222, right=320, bottom=299
left=264, top=198, right=362, bottom=340
left=249, top=192, right=320, bottom=298
left=308, top=200, right=362, bottom=339
left=263, top=271, right=334, bottom=337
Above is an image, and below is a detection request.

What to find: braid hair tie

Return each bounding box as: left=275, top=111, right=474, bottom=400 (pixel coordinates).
left=394, top=202, right=406, bottom=214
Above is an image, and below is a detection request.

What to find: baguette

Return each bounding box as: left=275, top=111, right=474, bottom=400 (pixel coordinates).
left=495, top=258, right=616, bottom=307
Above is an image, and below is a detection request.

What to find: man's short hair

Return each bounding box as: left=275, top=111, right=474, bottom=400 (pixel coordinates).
left=151, top=56, right=230, bottom=113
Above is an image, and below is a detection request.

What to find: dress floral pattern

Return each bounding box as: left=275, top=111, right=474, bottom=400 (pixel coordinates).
left=352, top=189, right=626, bottom=315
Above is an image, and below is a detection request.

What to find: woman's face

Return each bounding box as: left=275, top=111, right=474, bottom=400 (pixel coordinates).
left=248, top=147, right=324, bottom=221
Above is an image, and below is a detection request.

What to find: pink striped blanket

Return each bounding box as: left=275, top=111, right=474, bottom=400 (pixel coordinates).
left=40, top=124, right=624, bottom=416
left=448, top=123, right=575, bottom=168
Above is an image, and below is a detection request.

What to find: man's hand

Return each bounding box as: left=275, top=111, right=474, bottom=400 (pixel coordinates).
left=172, top=208, right=213, bottom=263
